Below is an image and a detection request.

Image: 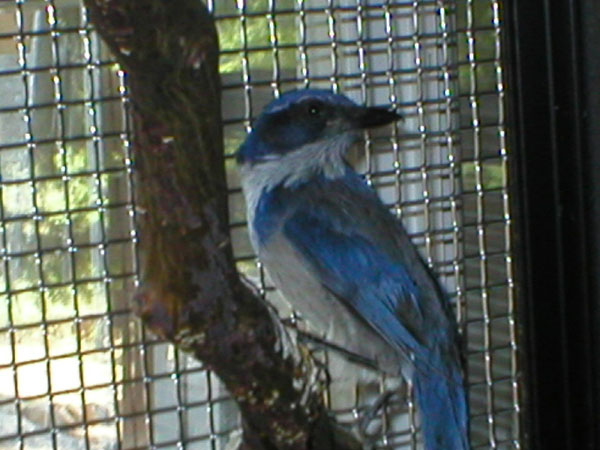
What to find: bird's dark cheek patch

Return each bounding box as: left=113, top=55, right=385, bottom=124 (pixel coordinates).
left=260, top=119, right=326, bottom=155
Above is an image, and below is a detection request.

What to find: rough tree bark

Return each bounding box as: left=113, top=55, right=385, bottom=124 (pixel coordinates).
left=83, top=1, right=361, bottom=449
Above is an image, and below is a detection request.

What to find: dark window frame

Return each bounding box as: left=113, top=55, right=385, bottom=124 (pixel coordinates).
left=505, top=1, right=600, bottom=448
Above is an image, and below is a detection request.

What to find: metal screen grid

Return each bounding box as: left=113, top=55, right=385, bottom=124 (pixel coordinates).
left=457, top=1, right=519, bottom=447
left=0, top=1, right=520, bottom=449
left=221, top=4, right=460, bottom=447
left=221, top=0, right=519, bottom=448
left=2, top=1, right=141, bottom=449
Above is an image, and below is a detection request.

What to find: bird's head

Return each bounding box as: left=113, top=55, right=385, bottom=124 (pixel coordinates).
left=237, top=89, right=402, bottom=165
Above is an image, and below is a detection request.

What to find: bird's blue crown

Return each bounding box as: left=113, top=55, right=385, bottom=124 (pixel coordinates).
left=236, top=89, right=359, bottom=164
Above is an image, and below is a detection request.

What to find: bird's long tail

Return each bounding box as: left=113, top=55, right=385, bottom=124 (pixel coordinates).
left=413, top=351, right=469, bottom=450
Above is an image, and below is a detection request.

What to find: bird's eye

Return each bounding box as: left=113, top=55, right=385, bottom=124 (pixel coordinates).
left=307, top=103, right=321, bottom=116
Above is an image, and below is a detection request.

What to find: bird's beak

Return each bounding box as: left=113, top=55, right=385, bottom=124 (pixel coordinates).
left=349, top=106, right=403, bottom=129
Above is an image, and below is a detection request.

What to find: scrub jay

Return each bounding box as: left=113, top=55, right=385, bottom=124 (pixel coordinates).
left=237, top=89, right=469, bottom=450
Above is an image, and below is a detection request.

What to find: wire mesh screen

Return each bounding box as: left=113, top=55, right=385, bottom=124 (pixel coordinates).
left=0, top=1, right=519, bottom=449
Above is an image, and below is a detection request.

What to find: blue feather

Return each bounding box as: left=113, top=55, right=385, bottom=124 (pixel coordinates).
left=414, top=352, right=469, bottom=450
left=281, top=192, right=425, bottom=354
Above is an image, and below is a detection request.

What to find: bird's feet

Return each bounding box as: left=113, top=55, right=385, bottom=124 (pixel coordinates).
left=356, top=390, right=396, bottom=446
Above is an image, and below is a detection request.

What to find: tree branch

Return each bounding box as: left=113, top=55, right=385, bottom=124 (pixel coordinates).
left=83, top=1, right=361, bottom=449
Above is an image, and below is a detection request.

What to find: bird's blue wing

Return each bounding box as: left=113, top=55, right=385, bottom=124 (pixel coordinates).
left=284, top=211, right=424, bottom=354
left=279, top=173, right=468, bottom=449
left=253, top=169, right=469, bottom=449
left=277, top=171, right=447, bottom=358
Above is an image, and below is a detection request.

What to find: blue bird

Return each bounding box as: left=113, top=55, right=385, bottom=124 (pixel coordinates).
left=237, top=89, right=469, bottom=450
